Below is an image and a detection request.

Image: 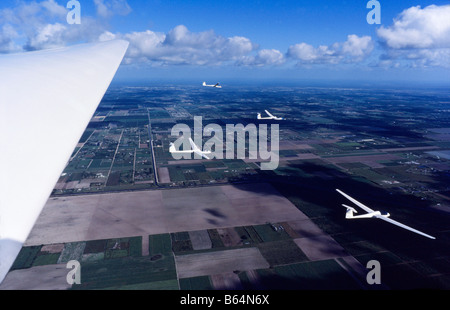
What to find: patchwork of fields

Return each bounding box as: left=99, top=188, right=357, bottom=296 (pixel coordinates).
left=1, top=183, right=369, bottom=290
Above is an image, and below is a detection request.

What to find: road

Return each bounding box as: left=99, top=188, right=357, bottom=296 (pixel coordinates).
left=147, top=109, right=160, bottom=186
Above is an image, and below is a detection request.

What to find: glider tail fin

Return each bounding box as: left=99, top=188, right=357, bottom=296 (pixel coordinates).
left=343, top=204, right=357, bottom=219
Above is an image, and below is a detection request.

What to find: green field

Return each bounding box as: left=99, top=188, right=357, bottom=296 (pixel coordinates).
left=71, top=255, right=177, bottom=290
left=252, top=223, right=291, bottom=242
left=257, top=240, right=309, bottom=266
left=271, top=259, right=360, bottom=289
left=149, top=234, right=173, bottom=255
left=179, top=276, right=214, bottom=290
left=11, top=246, right=42, bottom=270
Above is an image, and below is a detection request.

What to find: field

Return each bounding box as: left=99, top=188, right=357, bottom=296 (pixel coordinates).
left=6, top=217, right=372, bottom=290
left=175, top=248, right=270, bottom=279
left=26, top=183, right=307, bottom=246
left=4, top=86, right=450, bottom=290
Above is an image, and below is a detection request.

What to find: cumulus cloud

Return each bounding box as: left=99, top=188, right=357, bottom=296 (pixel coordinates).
left=0, top=0, right=66, bottom=31
left=342, top=35, right=373, bottom=58
left=24, top=17, right=106, bottom=51
left=0, top=0, right=68, bottom=52
left=0, top=0, right=260, bottom=66
left=0, top=0, right=373, bottom=68
left=287, top=35, right=373, bottom=65
left=94, top=0, right=132, bottom=18
left=377, top=5, right=450, bottom=49
left=238, top=49, right=285, bottom=66
left=376, top=4, right=450, bottom=68
left=40, top=0, right=68, bottom=17
left=0, top=24, right=21, bottom=53
left=0, top=0, right=129, bottom=52
left=107, top=25, right=258, bottom=66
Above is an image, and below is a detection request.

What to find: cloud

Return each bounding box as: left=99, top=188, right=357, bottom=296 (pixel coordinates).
left=287, top=35, right=373, bottom=65
left=0, top=24, right=20, bottom=53
left=287, top=43, right=337, bottom=64
left=94, top=0, right=132, bottom=18
left=377, top=5, right=450, bottom=49
left=0, top=0, right=130, bottom=52
left=108, top=25, right=258, bottom=66
left=0, top=0, right=260, bottom=66
left=41, top=0, right=68, bottom=17
left=238, top=49, right=285, bottom=66
left=0, top=0, right=373, bottom=69
left=0, top=0, right=69, bottom=52
left=342, top=35, right=373, bottom=58
left=376, top=4, right=450, bottom=68
left=0, top=0, right=66, bottom=29
left=24, top=17, right=106, bottom=51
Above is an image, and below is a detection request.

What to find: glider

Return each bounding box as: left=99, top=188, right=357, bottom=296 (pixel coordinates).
left=202, top=82, right=222, bottom=88
left=336, top=189, right=435, bottom=239
left=257, top=110, right=284, bottom=120
left=0, top=40, right=129, bottom=283
left=169, top=138, right=212, bottom=159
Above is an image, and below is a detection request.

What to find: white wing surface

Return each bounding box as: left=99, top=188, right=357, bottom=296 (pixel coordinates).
left=337, top=190, right=436, bottom=239
left=336, top=189, right=375, bottom=214
left=189, top=138, right=201, bottom=152
left=0, top=40, right=129, bottom=283
left=375, top=215, right=436, bottom=240
left=265, top=110, right=275, bottom=118
left=189, top=138, right=210, bottom=159
left=196, top=151, right=211, bottom=160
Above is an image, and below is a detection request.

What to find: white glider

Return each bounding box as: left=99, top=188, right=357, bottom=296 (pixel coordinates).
left=202, top=81, right=222, bottom=88
left=170, top=137, right=212, bottom=159
left=257, top=110, right=284, bottom=120
left=336, top=189, right=436, bottom=240
left=0, top=40, right=129, bottom=284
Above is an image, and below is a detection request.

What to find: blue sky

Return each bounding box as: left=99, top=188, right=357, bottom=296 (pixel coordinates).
left=1, top=0, right=450, bottom=86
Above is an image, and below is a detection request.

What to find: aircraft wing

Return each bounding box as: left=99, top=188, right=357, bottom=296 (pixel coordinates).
left=336, top=189, right=375, bottom=214
left=188, top=138, right=210, bottom=159
left=0, top=40, right=129, bottom=283
left=195, top=150, right=210, bottom=160
left=265, top=110, right=275, bottom=118
left=374, top=215, right=436, bottom=239
left=189, top=137, right=201, bottom=152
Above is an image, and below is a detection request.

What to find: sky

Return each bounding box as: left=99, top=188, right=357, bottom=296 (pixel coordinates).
left=1, top=0, right=450, bottom=86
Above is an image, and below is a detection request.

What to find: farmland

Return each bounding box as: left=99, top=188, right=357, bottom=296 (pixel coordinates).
left=3, top=85, right=450, bottom=290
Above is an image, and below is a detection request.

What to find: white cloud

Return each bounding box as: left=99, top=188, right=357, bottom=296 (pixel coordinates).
left=342, top=35, right=373, bottom=58
left=287, top=35, right=373, bottom=65
left=376, top=5, right=450, bottom=68
left=287, top=43, right=319, bottom=62
left=94, top=0, right=132, bottom=18
left=0, top=1, right=270, bottom=67
left=24, top=17, right=105, bottom=51
left=26, top=22, right=67, bottom=50
left=238, top=49, right=285, bottom=66
left=0, top=0, right=131, bottom=52
left=377, top=5, right=450, bottom=49
left=99, top=31, right=117, bottom=42
left=0, top=24, right=20, bottom=53
left=0, top=0, right=70, bottom=52
left=41, top=0, right=68, bottom=18
left=109, top=25, right=258, bottom=66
